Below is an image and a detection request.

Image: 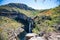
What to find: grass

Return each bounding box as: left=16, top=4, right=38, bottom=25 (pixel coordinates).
left=32, top=5, right=60, bottom=34
left=0, top=16, right=24, bottom=40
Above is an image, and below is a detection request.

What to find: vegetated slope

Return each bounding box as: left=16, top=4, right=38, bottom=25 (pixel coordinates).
left=0, top=3, right=40, bottom=33
left=0, top=16, right=24, bottom=40
left=0, top=3, right=39, bottom=17
left=5, top=3, right=35, bottom=10
left=32, top=5, right=60, bottom=34
left=0, top=3, right=38, bottom=40
left=0, top=3, right=60, bottom=40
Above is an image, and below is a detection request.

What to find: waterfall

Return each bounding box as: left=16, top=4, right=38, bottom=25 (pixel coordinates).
left=29, top=19, right=34, bottom=33
left=29, top=22, right=31, bottom=33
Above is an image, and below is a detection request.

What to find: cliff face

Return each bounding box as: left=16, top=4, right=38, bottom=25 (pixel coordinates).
left=0, top=3, right=35, bottom=32
left=0, top=3, right=35, bottom=40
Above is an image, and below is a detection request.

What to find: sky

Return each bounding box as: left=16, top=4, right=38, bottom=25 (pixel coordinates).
left=0, top=0, right=60, bottom=10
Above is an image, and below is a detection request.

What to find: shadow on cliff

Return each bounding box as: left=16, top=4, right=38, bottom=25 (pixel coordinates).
left=0, top=11, right=35, bottom=40
left=15, top=12, right=35, bottom=33
left=0, top=12, right=35, bottom=33
left=17, top=31, right=27, bottom=40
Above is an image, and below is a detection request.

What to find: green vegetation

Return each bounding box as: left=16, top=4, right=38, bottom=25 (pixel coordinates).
left=32, top=5, right=60, bottom=34
left=0, top=5, right=39, bottom=17
left=0, top=3, right=60, bottom=40
left=0, top=16, right=23, bottom=40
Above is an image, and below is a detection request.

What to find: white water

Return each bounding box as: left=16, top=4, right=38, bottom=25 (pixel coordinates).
left=29, top=22, right=31, bottom=33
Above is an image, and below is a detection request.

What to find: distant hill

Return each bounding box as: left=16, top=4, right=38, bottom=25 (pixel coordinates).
left=0, top=3, right=38, bottom=17
left=39, top=5, right=60, bottom=16
left=0, top=3, right=35, bottom=11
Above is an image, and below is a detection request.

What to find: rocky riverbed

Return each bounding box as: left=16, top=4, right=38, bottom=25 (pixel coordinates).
left=25, top=32, right=60, bottom=40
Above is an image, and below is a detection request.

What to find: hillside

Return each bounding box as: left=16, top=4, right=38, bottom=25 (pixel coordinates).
left=0, top=16, right=24, bottom=40
left=0, top=3, right=60, bottom=40
left=0, top=3, right=38, bottom=40
left=0, top=3, right=39, bottom=17
left=32, top=5, right=60, bottom=33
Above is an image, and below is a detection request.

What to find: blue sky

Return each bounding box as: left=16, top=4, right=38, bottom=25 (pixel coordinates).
left=0, top=0, right=59, bottom=10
